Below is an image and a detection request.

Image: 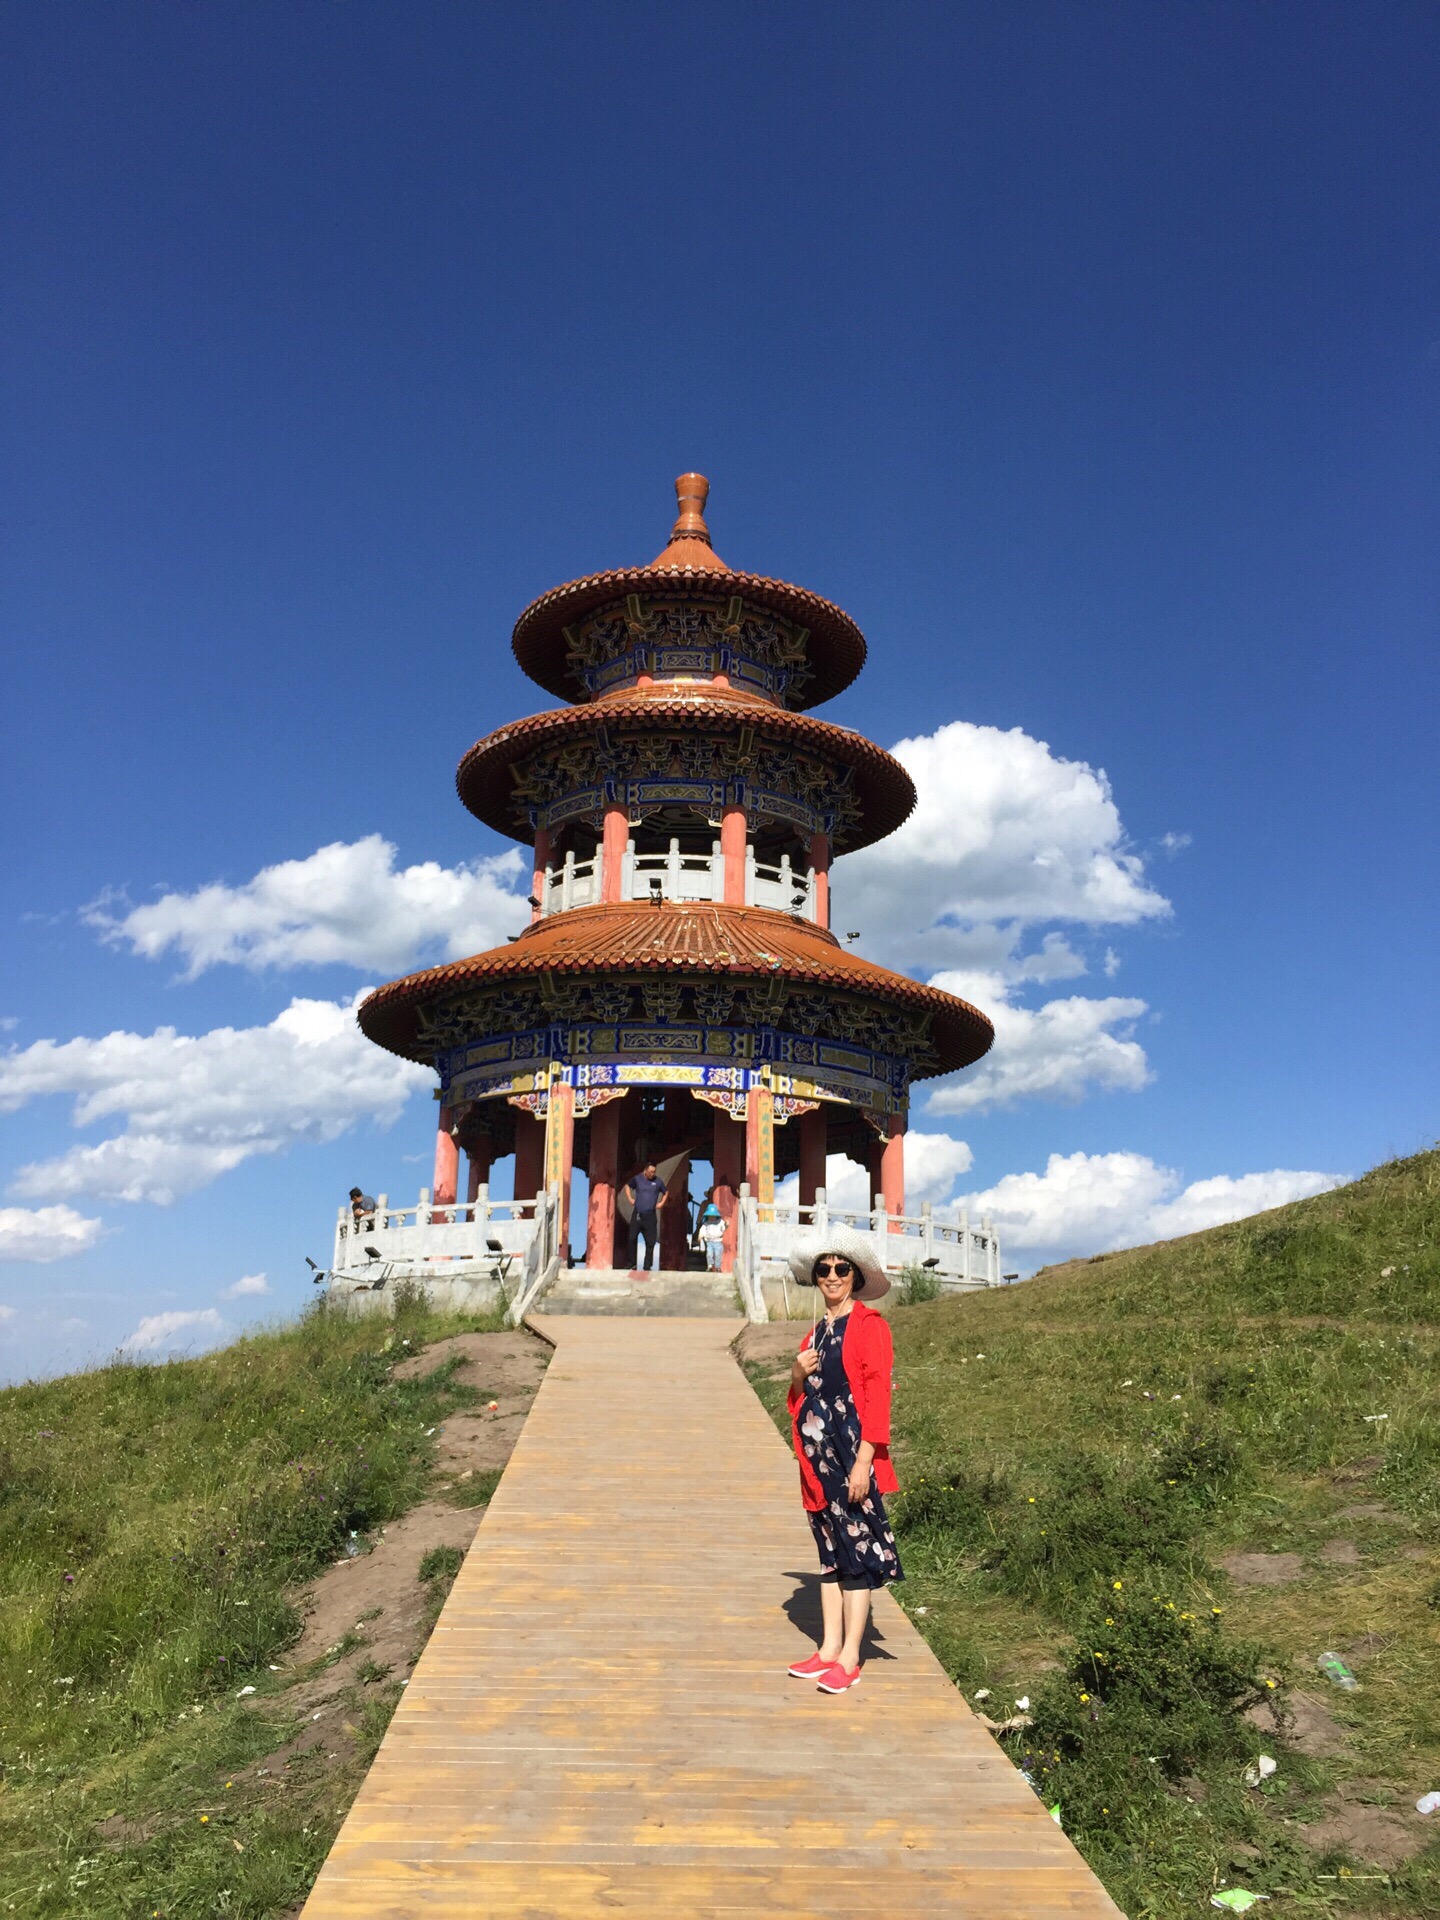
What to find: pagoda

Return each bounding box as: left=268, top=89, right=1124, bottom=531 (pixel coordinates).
left=357, top=476, right=994, bottom=1275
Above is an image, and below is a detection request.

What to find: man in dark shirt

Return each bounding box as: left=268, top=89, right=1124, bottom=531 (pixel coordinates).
left=623, top=1162, right=667, bottom=1271
left=349, top=1186, right=377, bottom=1228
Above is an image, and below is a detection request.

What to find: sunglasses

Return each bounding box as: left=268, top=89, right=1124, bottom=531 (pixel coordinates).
left=812, top=1258, right=854, bottom=1280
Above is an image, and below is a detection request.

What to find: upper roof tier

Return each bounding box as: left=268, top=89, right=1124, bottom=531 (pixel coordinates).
left=511, top=474, right=867, bottom=710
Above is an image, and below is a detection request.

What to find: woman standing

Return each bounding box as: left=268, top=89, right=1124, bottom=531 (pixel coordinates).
left=783, top=1227, right=903, bottom=1693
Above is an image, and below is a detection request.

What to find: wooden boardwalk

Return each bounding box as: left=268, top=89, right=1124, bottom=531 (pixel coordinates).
left=301, top=1317, right=1122, bottom=1918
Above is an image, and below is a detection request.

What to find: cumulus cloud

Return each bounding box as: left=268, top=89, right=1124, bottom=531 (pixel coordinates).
left=926, top=971, right=1150, bottom=1114
left=964, top=1150, right=1344, bottom=1263
left=85, top=835, right=526, bottom=979
left=777, top=1130, right=974, bottom=1214
left=835, top=721, right=1170, bottom=970
left=822, top=720, right=1170, bottom=1115
left=223, top=1273, right=270, bottom=1298
left=1, top=996, right=430, bottom=1204
left=0, top=1204, right=105, bottom=1262
left=119, top=1308, right=225, bottom=1357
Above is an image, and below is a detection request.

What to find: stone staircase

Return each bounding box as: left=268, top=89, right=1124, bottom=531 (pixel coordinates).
left=539, top=1266, right=744, bottom=1316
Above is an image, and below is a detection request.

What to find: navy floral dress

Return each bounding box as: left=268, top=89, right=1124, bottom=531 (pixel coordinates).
left=798, top=1312, right=903, bottom=1590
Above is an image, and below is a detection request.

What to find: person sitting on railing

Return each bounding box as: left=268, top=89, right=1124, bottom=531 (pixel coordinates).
left=348, top=1186, right=377, bottom=1231
left=623, top=1161, right=666, bottom=1272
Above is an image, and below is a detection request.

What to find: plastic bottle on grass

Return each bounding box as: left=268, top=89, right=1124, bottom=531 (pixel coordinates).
left=1316, top=1651, right=1358, bottom=1691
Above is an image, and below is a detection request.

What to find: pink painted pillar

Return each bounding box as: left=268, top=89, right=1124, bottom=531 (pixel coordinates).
left=586, top=1096, right=621, bottom=1270
left=712, top=1110, right=743, bottom=1274
left=531, top=826, right=551, bottom=923
left=433, top=1107, right=459, bottom=1213
left=808, top=830, right=831, bottom=929
left=721, top=803, right=747, bottom=906
left=798, top=1107, right=827, bottom=1208
left=880, top=1113, right=906, bottom=1226
left=601, top=802, right=629, bottom=904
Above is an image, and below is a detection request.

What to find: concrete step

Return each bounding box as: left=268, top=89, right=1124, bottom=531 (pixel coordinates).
left=539, top=1268, right=744, bottom=1317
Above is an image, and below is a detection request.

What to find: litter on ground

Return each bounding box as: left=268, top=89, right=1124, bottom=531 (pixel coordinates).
left=1211, top=1893, right=1269, bottom=1912
left=1316, top=1651, right=1359, bottom=1690
left=1417, top=1790, right=1440, bottom=1815
left=1243, top=1755, right=1277, bottom=1787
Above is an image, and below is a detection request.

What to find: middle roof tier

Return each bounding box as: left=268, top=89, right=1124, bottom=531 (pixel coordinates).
left=457, top=684, right=916, bottom=853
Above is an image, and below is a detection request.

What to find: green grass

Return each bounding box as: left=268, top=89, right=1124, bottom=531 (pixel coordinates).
left=750, top=1148, right=1440, bottom=1917
left=0, top=1293, right=507, bottom=1918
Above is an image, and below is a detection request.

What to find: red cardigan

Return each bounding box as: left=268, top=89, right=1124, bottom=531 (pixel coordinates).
left=786, top=1300, right=899, bottom=1513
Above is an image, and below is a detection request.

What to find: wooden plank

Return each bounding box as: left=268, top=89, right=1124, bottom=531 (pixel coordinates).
left=300, top=1317, right=1122, bottom=1919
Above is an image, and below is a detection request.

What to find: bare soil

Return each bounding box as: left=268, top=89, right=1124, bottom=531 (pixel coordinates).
left=1319, top=1537, right=1363, bottom=1566
left=733, top=1322, right=806, bottom=1371
left=247, top=1330, right=549, bottom=1770
left=1246, top=1687, right=1350, bottom=1758
left=1299, top=1778, right=1432, bottom=1870
left=1220, top=1551, right=1304, bottom=1586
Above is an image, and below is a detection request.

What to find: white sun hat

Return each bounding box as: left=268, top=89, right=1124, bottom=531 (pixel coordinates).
left=784, top=1224, right=890, bottom=1301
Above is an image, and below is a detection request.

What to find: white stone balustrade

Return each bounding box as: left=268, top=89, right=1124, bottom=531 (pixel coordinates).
left=735, top=1186, right=1002, bottom=1315
left=538, top=838, right=821, bottom=921
left=331, top=1185, right=543, bottom=1279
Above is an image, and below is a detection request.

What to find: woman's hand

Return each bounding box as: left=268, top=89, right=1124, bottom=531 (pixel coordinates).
left=846, top=1440, right=876, bottom=1504
left=791, top=1348, right=820, bottom=1390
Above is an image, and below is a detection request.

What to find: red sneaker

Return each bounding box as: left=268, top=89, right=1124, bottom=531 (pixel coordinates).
left=787, top=1652, right=835, bottom=1679
left=816, top=1662, right=861, bottom=1693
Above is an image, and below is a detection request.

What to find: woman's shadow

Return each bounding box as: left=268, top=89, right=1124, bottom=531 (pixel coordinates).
left=782, top=1572, right=896, bottom=1662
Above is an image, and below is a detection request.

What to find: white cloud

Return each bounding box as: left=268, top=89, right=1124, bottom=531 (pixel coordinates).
left=777, top=1131, right=974, bottom=1214
left=119, top=1308, right=225, bottom=1357
left=964, top=1150, right=1344, bottom=1262
left=1, top=995, right=430, bottom=1205
left=0, top=1204, right=105, bottom=1262
left=0, top=1304, right=16, bottom=1322
left=85, top=835, right=527, bottom=979
left=223, top=1273, right=270, bottom=1298
left=926, top=972, right=1150, bottom=1114
left=835, top=721, right=1170, bottom=970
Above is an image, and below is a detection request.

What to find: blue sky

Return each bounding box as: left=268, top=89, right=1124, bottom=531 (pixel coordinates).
left=2, top=2, right=1436, bottom=1379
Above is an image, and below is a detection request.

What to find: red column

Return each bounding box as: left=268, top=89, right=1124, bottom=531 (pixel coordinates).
left=712, top=1109, right=743, bottom=1274
left=512, top=1110, right=544, bottom=1201
left=586, top=1097, right=621, bottom=1270
left=600, top=802, right=629, bottom=903
left=433, top=1107, right=459, bottom=1213
left=798, top=1106, right=827, bottom=1208
left=880, top=1113, right=906, bottom=1225
left=721, top=802, right=747, bottom=905
left=808, top=830, right=831, bottom=929
left=531, top=827, right=551, bottom=923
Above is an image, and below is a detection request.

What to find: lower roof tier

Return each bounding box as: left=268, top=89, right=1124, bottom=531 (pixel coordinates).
left=456, top=686, right=915, bottom=851
left=357, top=902, right=993, bottom=1079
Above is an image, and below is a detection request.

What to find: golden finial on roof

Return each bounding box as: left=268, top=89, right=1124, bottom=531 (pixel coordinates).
left=649, top=471, right=725, bottom=569
left=670, top=472, right=711, bottom=547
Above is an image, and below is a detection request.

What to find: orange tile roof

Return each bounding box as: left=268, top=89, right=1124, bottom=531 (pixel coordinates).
left=455, top=690, right=915, bottom=850
left=357, top=903, right=993, bottom=1077
left=511, top=478, right=865, bottom=708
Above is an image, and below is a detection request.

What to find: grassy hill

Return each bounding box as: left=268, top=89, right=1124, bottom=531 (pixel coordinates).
left=0, top=1292, right=518, bottom=1918
left=746, top=1147, right=1439, bottom=1918
left=3, top=1149, right=1435, bottom=1919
